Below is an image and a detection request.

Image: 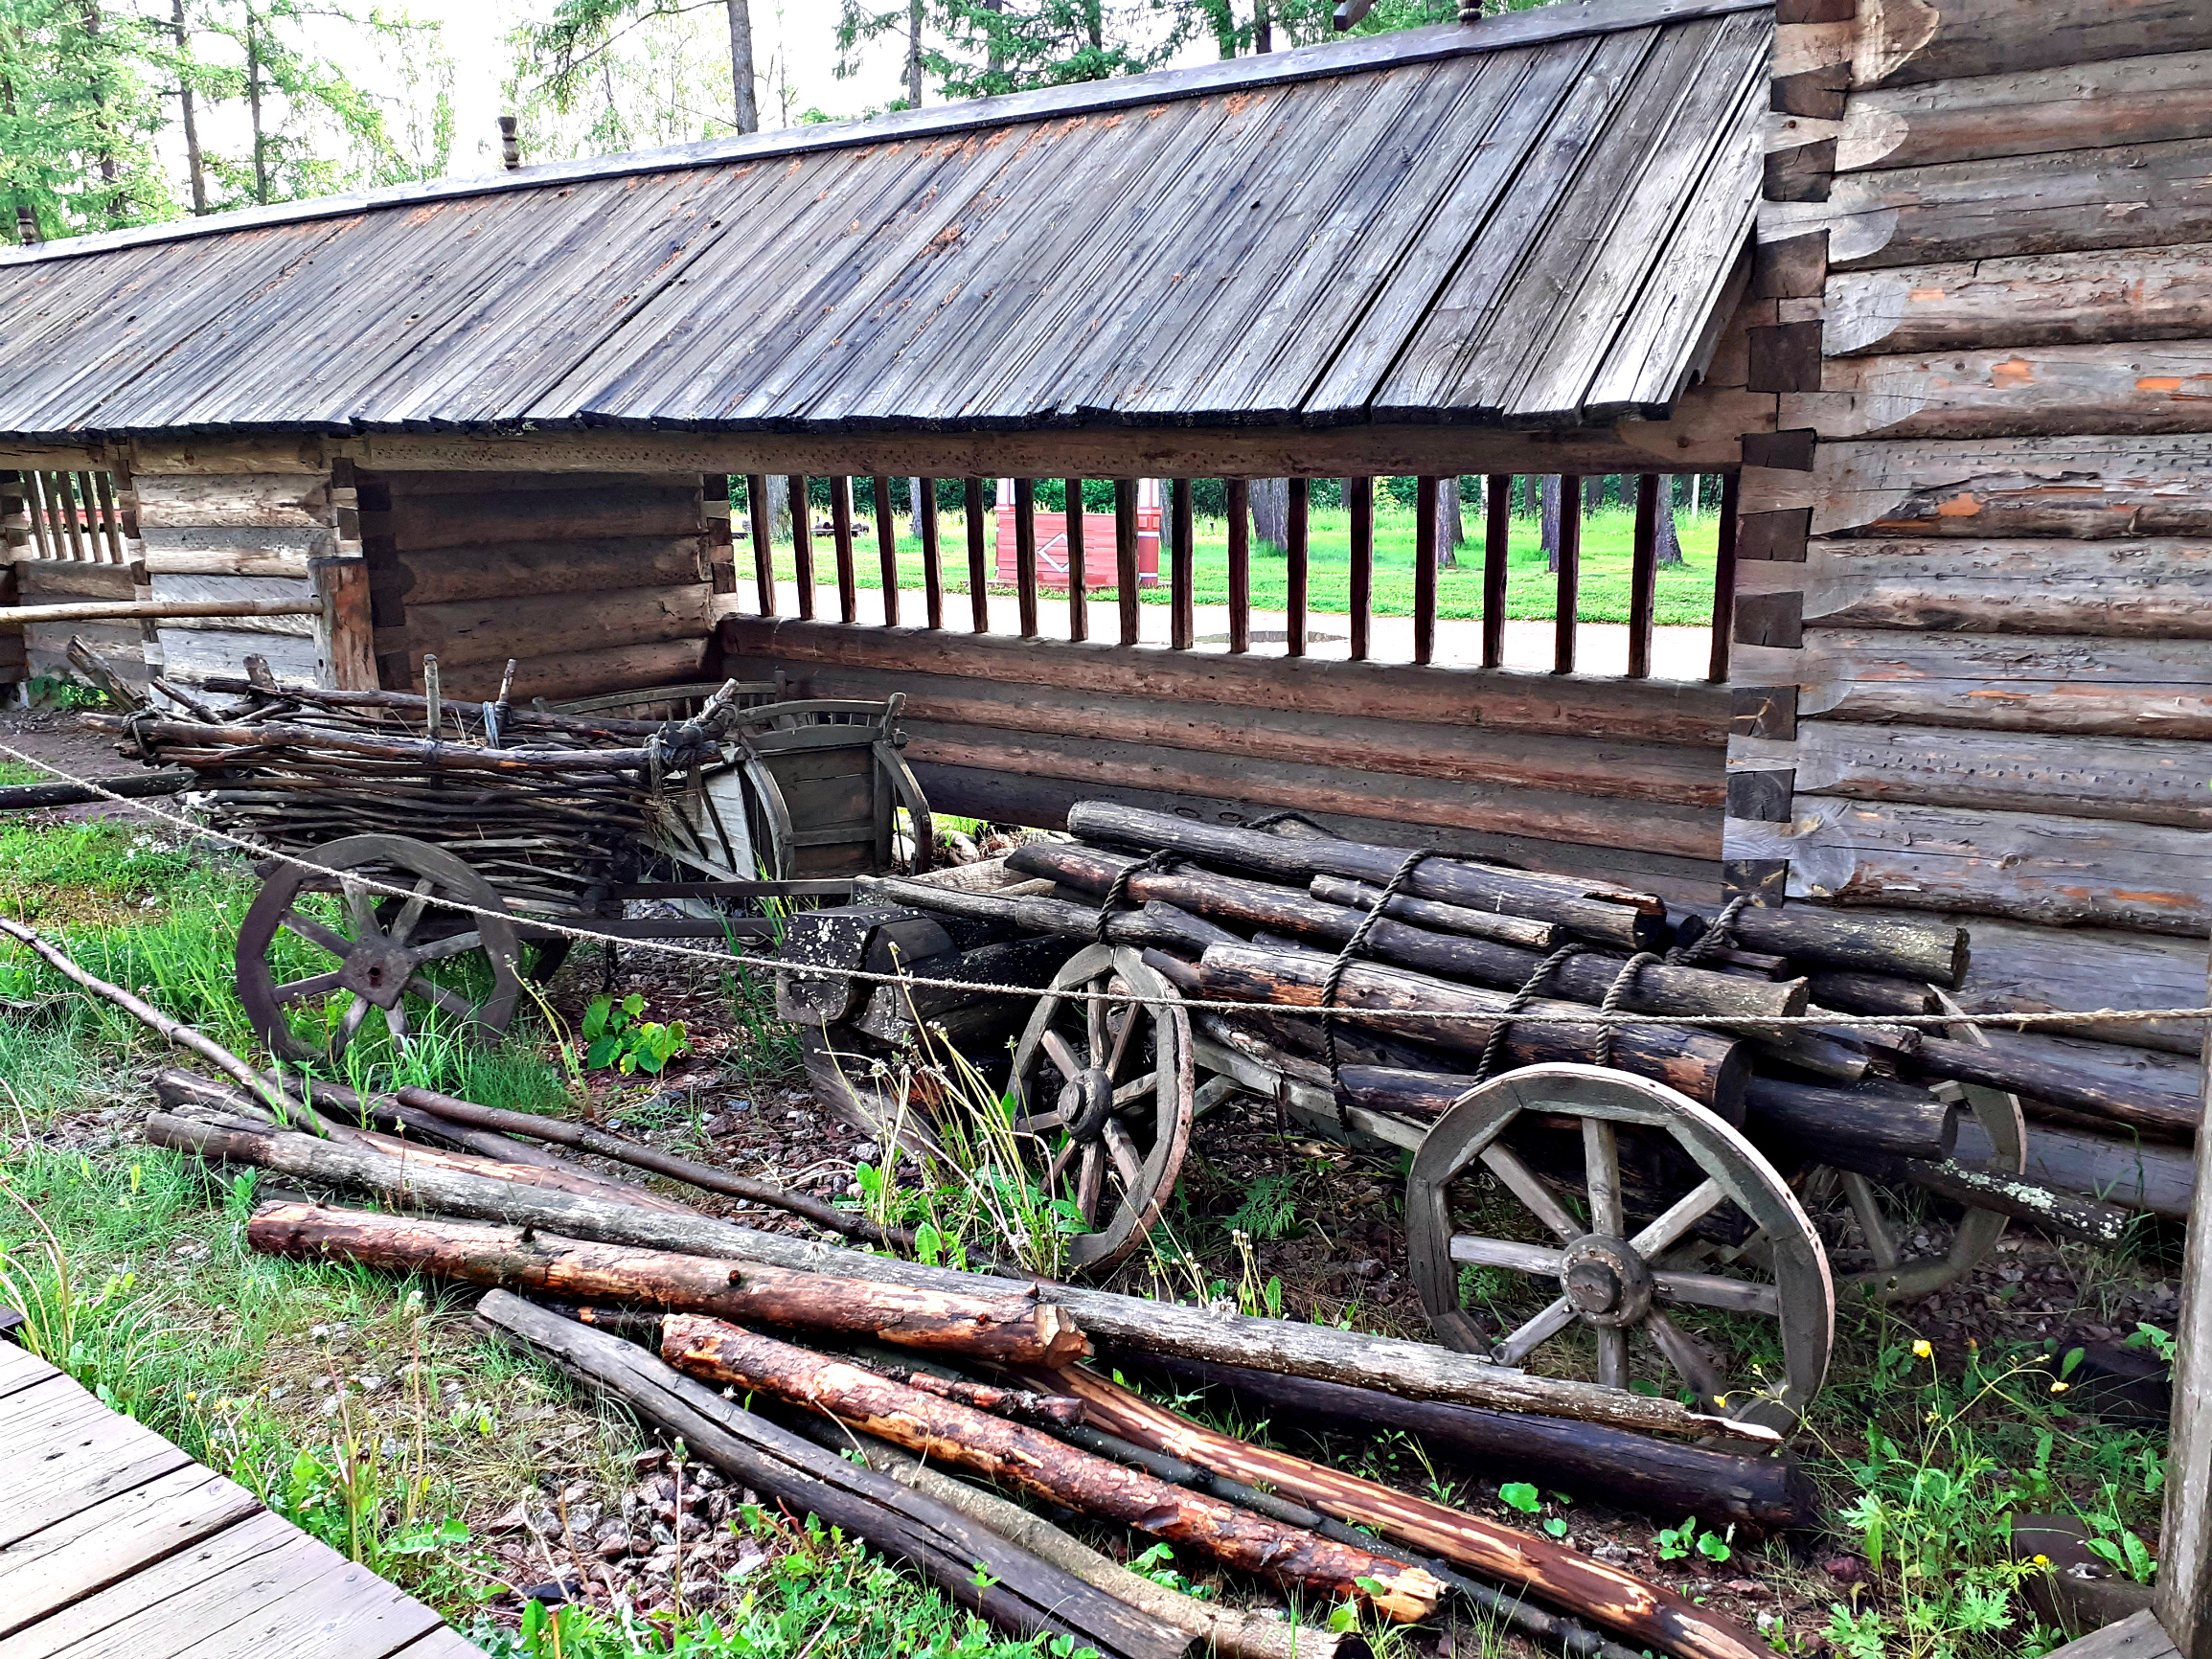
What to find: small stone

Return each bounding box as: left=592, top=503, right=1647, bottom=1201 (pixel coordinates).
left=596, top=1535, right=628, bottom=1562
left=1822, top=1554, right=1867, bottom=1583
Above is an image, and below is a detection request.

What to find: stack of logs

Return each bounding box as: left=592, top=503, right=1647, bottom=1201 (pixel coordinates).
left=852, top=801, right=2180, bottom=1241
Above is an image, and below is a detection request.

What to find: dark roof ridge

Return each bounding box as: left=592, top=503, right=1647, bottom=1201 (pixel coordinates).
left=0, top=0, right=1769, bottom=270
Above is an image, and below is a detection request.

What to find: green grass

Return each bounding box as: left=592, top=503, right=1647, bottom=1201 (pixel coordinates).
left=767, top=504, right=1722, bottom=627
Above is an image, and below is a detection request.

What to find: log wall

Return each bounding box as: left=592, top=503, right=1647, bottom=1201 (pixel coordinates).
left=361, top=470, right=714, bottom=703
left=1738, top=0, right=2212, bottom=1047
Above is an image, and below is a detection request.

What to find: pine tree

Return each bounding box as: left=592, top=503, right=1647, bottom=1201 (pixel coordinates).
left=520, top=0, right=760, bottom=148
left=1, top=0, right=174, bottom=241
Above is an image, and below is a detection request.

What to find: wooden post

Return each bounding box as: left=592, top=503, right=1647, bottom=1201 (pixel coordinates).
left=1225, top=479, right=1250, bottom=654
left=831, top=475, right=858, bottom=625
left=745, top=474, right=776, bottom=617
left=1170, top=478, right=1195, bottom=651
left=1628, top=473, right=1659, bottom=679
left=917, top=478, right=944, bottom=629
left=1063, top=477, right=1087, bottom=643
left=1286, top=478, right=1309, bottom=659
left=1554, top=475, right=1581, bottom=674
left=872, top=475, right=900, bottom=627
left=788, top=475, right=815, bottom=622
left=1115, top=478, right=1141, bottom=646
left=965, top=477, right=990, bottom=633
left=309, top=555, right=377, bottom=691
left=1481, top=474, right=1509, bottom=670
left=1014, top=477, right=1039, bottom=639
left=1414, top=476, right=1438, bottom=666
left=2157, top=956, right=2212, bottom=1658
left=1347, top=477, right=1373, bottom=662
left=1708, top=470, right=1739, bottom=685
left=0, top=471, right=25, bottom=691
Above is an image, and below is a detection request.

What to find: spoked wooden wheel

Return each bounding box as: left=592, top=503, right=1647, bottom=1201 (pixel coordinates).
left=1010, top=945, right=1194, bottom=1276
left=237, top=833, right=522, bottom=1066
left=1817, top=989, right=2025, bottom=1301
left=1407, top=1063, right=1834, bottom=1435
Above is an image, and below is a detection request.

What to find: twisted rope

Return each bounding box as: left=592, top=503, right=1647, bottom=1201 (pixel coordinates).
left=1468, top=942, right=1589, bottom=1086
left=1093, top=849, right=1179, bottom=944
left=1668, top=892, right=1751, bottom=968
left=1318, top=851, right=1438, bottom=1123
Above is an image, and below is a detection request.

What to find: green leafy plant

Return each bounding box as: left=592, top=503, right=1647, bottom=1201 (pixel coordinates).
left=1499, top=1482, right=1541, bottom=1514
left=580, top=993, right=690, bottom=1076
left=1225, top=1170, right=1302, bottom=1241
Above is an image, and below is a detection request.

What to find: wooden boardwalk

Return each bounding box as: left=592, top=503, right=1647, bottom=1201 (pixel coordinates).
left=0, top=1336, right=482, bottom=1659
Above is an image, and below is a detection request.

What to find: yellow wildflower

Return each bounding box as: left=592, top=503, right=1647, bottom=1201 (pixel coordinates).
left=1912, top=1340, right=1933, bottom=1359
left=2050, top=1380, right=2070, bottom=1394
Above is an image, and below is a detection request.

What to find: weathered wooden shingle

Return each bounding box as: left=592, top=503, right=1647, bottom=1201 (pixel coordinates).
left=0, top=0, right=1769, bottom=441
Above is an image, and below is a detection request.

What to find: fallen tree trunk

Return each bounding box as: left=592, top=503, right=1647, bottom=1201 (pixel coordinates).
left=474, top=1292, right=1191, bottom=1659
left=663, top=1313, right=1443, bottom=1623
left=1067, top=802, right=1666, bottom=950
left=1191, top=943, right=1751, bottom=1119
left=1105, top=1349, right=1820, bottom=1532
left=143, top=1113, right=1766, bottom=1441
left=790, top=1422, right=1357, bottom=1659
left=249, top=1202, right=1087, bottom=1365
left=868, top=1365, right=1085, bottom=1428
left=1035, top=1364, right=1769, bottom=1659
left=393, top=1083, right=915, bottom=1250
left=1008, top=844, right=1808, bottom=1022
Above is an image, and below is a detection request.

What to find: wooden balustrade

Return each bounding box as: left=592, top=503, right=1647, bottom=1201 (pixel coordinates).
left=724, top=473, right=1737, bottom=685
left=17, top=470, right=128, bottom=563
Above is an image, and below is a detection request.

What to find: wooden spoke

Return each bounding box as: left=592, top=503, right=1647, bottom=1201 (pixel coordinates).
left=1595, top=1326, right=1629, bottom=1390
left=281, top=908, right=353, bottom=959
left=1040, top=1028, right=1086, bottom=1085
left=410, top=929, right=485, bottom=963
left=1102, top=1117, right=1146, bottom=1193
left=1645, top=1309, right=1730, bottom=1415
left=389, top=876, right=436, bottom=944
left=1584, top=1119, right=1623, bottom=1238
left=271, top=970, right=345, bottom=1006
left=1045, top=1140, right=1080, bottom=1194
left=1111, top=1072, right=1157, bottom=1108
left=1013, top=1110, right=1064, bottom=1137
left=1839, top=1171, right=1902, bottom=1273
left=383, top=1003, right=410, bottom=1048
left=338, top=996, right=372, bottom=1044
left=1086, top=992, right=1109, bottom=1068
left=1075, top=1144, right=1105, bottom=1225
left=405, top=976, right=477, bottom=1022
left=1105, top=997, right=1140, bottom=1079
left=342, top=877, right=380, bottom=943
left=1631, top=1177, right=1727, bottom=1260
left=1479, top=1144, right=1583, bottom=1243
left=1496, top=1297, right=1577, bottom=1366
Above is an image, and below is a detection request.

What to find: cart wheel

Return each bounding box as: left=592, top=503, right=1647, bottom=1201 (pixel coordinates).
left=1406, top=1063, right=1834, bottom=1435
left=1818, top=989, right=2024, bottom=1302
left=1011, top=945, right=1194, bottom=1277
left=237, top=833, right=522, bottom=1066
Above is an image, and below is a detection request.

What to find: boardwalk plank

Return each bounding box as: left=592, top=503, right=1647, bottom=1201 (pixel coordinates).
left=0, top=1466, right=262, bottom=1638
left=0, top=1413, right=195, bottom=1550
left=0, top=1342, right=61, bottom=1399
left=170, top=1553, right=448, bottom=1659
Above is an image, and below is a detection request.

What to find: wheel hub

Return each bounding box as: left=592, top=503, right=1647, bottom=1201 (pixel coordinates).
left=1058, top=1067, right=1118, bottom=1142
left=1560, top=1236, right=1654, bottom=1328
left=338, top=935, right=421, bottom=1010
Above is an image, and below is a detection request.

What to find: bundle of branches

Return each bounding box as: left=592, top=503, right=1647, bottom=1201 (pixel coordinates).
left=78, top=670, right=755, bottom=913
left=850, top=801, right=2159, bottom=1242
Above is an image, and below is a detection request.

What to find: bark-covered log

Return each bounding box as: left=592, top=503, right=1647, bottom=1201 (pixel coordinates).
left=393, top=1083, right=912, bottom=1250
left=858, top=876, right=1237, bottom=958
left=1910, top=1035, right=2201, bottom=1137
left=474, top=1292, right=1191, bottom=1659
left=1742, top=1076, right=1960, bottom=1163
left=1009, top=844, right=1806, bottom=1022
left=1190, top=944, right=1750, bottom=1118
left=1038, top=1365, right=1769, bottom=1659
left=143, top=1113, right=1763, bottom=1439
left=1804, top=970, right=1941, bottom=1017
left=0, top=768, right=194, bottom=811
left=1723, top=905, right=1968, bottom=987
left=1106, top=1350, right=1820, bottom=1532
left=871, top=1366, right=1085, bottom=1428
left=1065, top=802, right=1667, bottom=950
left=662, top=1313, right=1443, bottom=1623
left=248, top=1202, right=1087, bottom=1364
left=1308, top=873, right=1562, bottom=949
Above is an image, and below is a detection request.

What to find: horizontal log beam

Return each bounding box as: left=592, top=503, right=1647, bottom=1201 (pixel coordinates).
left=1836, top=54, right=2212, bottom=172
left=393, top=535, right=709, bottom=606
left=1787, top=340, right=2212, bottom=439
left=1852, top=0, right=2212, bottom=90
left=0, top=599, right=321, bottom=625
left=379, top=582, right=712, bottom=669
left=1824, top=248, right=2212, bottom=357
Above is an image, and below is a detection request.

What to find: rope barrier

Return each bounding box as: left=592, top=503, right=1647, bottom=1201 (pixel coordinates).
left=2, top=736, right=2208, bottom=1034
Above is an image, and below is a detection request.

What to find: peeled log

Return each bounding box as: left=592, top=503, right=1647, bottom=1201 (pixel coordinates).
left=1191, top=943, right=1750, bottom=1119
left=1038, top=1364, right=1770, bottom=1659
left=1010, top=844, right=1806, bottom=1022
left=1066, top=802, right=1666, bottom=950
left=661, top=1313, right=1443, bottom=1623
left=247, top=1201, right=1087, bottom=1365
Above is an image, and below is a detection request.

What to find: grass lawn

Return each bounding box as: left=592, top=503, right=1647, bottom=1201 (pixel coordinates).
left=767, top=505, right=1722, bottom=627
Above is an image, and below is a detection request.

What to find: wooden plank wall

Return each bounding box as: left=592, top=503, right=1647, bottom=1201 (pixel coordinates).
left=1736, top=0, right=2212, bottom=1046
left=716, top=617, right=1733, bottom=905
left=362, top=470, right=714, bottom=703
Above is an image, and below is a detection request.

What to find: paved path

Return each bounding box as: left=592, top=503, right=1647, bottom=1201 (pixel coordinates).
left=722, top=581, right=1718, bottom=680
left=0, top=1335, right=480, bottom=1659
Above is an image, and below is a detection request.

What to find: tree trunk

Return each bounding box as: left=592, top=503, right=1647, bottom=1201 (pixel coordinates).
left=1253, top=0, right=1273, bottom=52
left=1655, top=477, right=1685, bottom=567
left=724, top=0, right=757, bottom=132
left=249, top=1201, right=1088, bottom=1363
left=1540, top=474, right=1562, bottom=572
left=247, top=11, right=266, bottom=206
left=1249, top=478, right=1289, bottom=553
left=661, top=1313, right=1443, bottom=1622
left=1045, top=1366, right=1771, bottom=1659
left=906, top=0, right=924, bottom=105
left=476, top=1293, right=1194, bottom=1659
left=764, top=474, right=790, bottom=535
left=171, top=0, right=206, bottom=212
left=1435, top=475, right=1462, bottom=569
left=908, top=476, right=927, bottom=537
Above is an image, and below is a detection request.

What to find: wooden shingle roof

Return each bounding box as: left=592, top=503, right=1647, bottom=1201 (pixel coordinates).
left=0, top=0, right=1769, bottom=443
